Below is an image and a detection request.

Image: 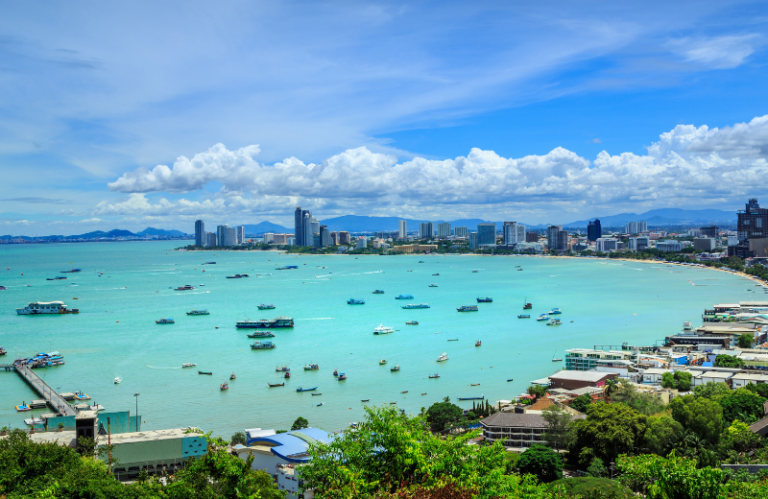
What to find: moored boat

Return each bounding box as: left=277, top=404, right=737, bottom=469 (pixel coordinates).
left=429, top=374, right=440, bottom=379
left=251, top=341, right=275, bottom=350
left=402, top=303, right=429, bottom=309
left=372, top=290, right=385, bottom=294
left=182, top=363, right=196, bottom=368
left=198, top=371, right=212, bottom=375
left=275, top=366, right=289, bottom=372
left=186, top=310, right=209, bottom=316
left=312, top=392, right=322, bottom=396
left=373, top=324, right=395, bottom=335
left=436, top=352, right=449, bottom=362
left=16, top=301, right=79, bottom=315
left=236, top=317, right=294, bottom=328
left=257, top=304, right=275, bottom=310
left=390, top=365, right=400, bottom=372
left=333, top=369, right=338, bottom=377
left=61, top=269, right=81, bottom=273
left=156, top=318, right=175, bottom=324
left=230, top=372, right=237, bottom=380
left=268, top=382, right=285, bottom=387
left=220, top=382, right=229, bottom=390
left=428, top=283, right=438, bottom=287
left=297, top=386, right=318, bottom=392
left=476, top=297, right=493, bottom=303
left=379, top=359, right=387, bottom=365
left=549, top=308, right=562, bottom=315
left=395, top=294, right=414, bottom=300
left=457, top=305, right=478, bottom=312
left=347, top=298, right=365, bottom=305
left=405, top=321, right=419, bottom=325
left=457, top=395, right=484, bottom=401
left=337, top=372, right=347, bottom=381
left=226, top=274, right=249, bottom=279
left=536, top=314, right=549, bottom=321
left=304, top=364, right=319, bottom=370
left=114, top=377, right=122, bottom=384
left=175, top=284, right=195, bottom=291
left=475, top=340, right=482, bottom=347
left=247, top=331, right=275, bottom=338
left=546, top=318, right=562, bottom=326
left=518, top=314, right=530, bottom=319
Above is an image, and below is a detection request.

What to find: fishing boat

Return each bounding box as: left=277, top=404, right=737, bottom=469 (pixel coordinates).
left=405, top=321, right=419, bottom=325
left=401, top=390, right=408, bottom=394
left=47, top=276, right=67, bottom=281
left=186, top=310, right=209, bottom=316
left=250, top=341, right=275, bottom=350
left=373, top=324, right=395, bottom=335
left=156, top=318, right=175, bottom=324
left=226, top=274, right=249, bottom=279
left=372, top=290, right=385, bottom=294
left=475, top=340, right=482, bottom=347
left=0, top=347, right=7, bottom=356
left=436, top=352, right=449, bottom=362
left=220, top=382, right=229, bottom=390
left=198, top=371, right=212, bottom=375
left=114, top=377, right=122, bottom=384
left=361, top=399, right=370, bottom=402
left=428, top=283, right=438, bottom=287
left=390, top=365, right=400, bottom=372
left=175, top=285, right=195, bottom=291
left=457, top=395, right=484, bottom=401
left=182, top=363, right=196, bottom=368
left=247, top=331, right=275, bottom=338
left=379, top=359, right=387, bottom=365
left=432, top=273, right=440, bottom=276
left=285, top=371, right=291, bottom=379
left=518, top=314, right=530, bottom=319
left=304, top=364, right=319, bottom=370
left=275, top=366, right=289, bottom=372
left=61, top=268, right=81, bottom=273
left=258, top=304, right=276, bottom=310
left=333, top=369, right=338, bottom=377
left=203, top=261, right=216, bottom=265
left=236, top=317, right=294, bottom=329
left=472, top=270, right=479, bottom=273
left=457, top=305, right=478, bottom=312
left=546, top=318, right=562, bottom=326
left=230, top=372, right=237, bottom=380
left=523, top=299, right=532, bottom=310
left=347, top=298, right=365, bottom=305
left=549, top=308, right=562, bottom=315
left=312, top=392, right=322, bottom=396
left=470, top=383, right=480, bottom=386
left=507, top=379, right=514, bottom=382
left=536, top=314, right=549, bottom=321
left=395, top=294, right=414, bottom=300
left=317, top=402, right=324, bottom=406
left=402, top=303, right=429, bottom=309
left=476, top=297, right=493, bottom=303
left=337, top=372, right=347, bottom=381
left=297, top=386, right=318, bottom=392
left=429, top=374, right=440, bottom=379
left=268, top=382, right=285, bottom=387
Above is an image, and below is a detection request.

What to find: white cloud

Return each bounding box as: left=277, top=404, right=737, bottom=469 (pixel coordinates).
left=668, top=34, right=762, bottom=69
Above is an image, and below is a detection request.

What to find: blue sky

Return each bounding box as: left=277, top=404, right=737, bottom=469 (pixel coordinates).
left=1, top=0, right=768, bottom=235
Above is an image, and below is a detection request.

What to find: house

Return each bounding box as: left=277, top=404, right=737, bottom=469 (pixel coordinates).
left=480, top=412, right=582, bottom=450
left=730, top=373, right=768, bottom=389
left=547, top=371, right=618, bottom=390
left=692, top=371, right=735, bottom=387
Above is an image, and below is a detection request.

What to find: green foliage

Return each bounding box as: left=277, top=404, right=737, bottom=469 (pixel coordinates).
left=527, top=384, right=548, bottom=399
left=738, top=333, right=754, bottom=348
left=291, top=416, right=309, bottom=431
left=643, top=415, right=683, bottom=456
left=693, top=381, right=731, bottom=399
left=230, top=431, right=247, bottom=446
left=568, top=402, right=648, bottom=468
left=716, top=388, right=767, bottom=425
left=714, top=354, right=745, bottom=368
left=541, top=405, right=574, bottom=451
left=609, top=380, right=666, bottom=415
left=745, top=381, right=768, bottom=399
left=618, top=451, right=725, bottom=499
left=570, top=394, right=592, bottom=413
left=548, top=477, right=636, bottom=499
left=675, top=371, right=692, bottom=392
left=517, top=444, right=562, bottom=483
left=425, top=399, right=463, bottom=432
left=585, top=457, right=608, bottom=478
left=669, top=395, right=723, bottom=445
left=661, top=372, right=675, bottom=389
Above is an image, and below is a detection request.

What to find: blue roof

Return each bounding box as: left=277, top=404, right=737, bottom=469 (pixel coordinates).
left=246, top=427, right=334, bottom=463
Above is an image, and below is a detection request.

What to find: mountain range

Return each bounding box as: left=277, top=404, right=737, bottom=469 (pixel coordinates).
left=0, top=227, right=187, bottom=241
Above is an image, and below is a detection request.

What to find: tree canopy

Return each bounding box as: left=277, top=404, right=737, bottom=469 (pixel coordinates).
left=669, top=395, right=723, bottom=445
left=568, top=403, right=648, bottom=468
left=716, top=388, right=767, bottom=425
left=714, top=354, right=745, bottom=368
left=569, top=394, right=592, bottom=413
left=425, top=398, right=463, bottom=432
left=291, top=416, right=309, bottom=431
left=517, top=444, right=562, bottom=483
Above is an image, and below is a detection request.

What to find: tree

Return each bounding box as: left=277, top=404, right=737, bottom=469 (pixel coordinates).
left=527, top=384, right=548, bottom=400
left=745, top=381, right=768, bottom=399
left=517, top=444, right=563, bottom=483
left=541, top=405, right=573, bottom=451
left=714, top=354, right=745, bottom=368
left=693, top=381, right=731, bottom=399
left=291, top=416, right=309, bottom=431
left=675, top=371, right=692, bottom=392
left=586, top=457, right=608, bottom=478
left=738, top=333, right=754, bottom=349
left=610, top=381, right=666, bottom=415
left=716, top=388, right=766, bottom=425
left=230, top=431, right=247, bottom=445
left=568, top=403, right=648, bottom=468
left=669, top=395, right=723, bottom=445
left=661, top=372, right=675, bottom=389
left=425, top=399, right=463, bottom=432
left=570, top=394, right=592, bottom=413
left=618, top=452, right=725, bottom=499
left=643, top=415, right=683, bottom=456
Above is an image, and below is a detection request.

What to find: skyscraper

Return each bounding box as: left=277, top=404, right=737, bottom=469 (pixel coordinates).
left=454, top=226, right=468, bottom=237
left=547, top=225, right=568, bottom=251
left=477, top=223, right=496, bottom=246
left=700, top=226, right=719, bottom=238
left=195, top=220, right=205, bottom=246
left=339, top=231, right=351, bottom=245
left=302, top=212, right=312, bottom=247
left=419, top=222, right=434, bottom=239
left=587, top=219, right=601, bottom=241
left=469, top=232, right=478, bottom=250
left=437, top=222, right=451, bottom=238
left=294, top=207, right=303, bottom=246
left=331, top=232, right=339, bottom=245
left=625, top=221, right=648, bottom=234
left=217, top=225, right=236, bottom=247
left=503, top=221, right=525, bottom=246
left=236, top=226, right=245, bottom=245
left=320, top=225, right=331, bottom=247
left=399, top=220, right=407, bottom=238
left=206, top=232, right=217, bottom=247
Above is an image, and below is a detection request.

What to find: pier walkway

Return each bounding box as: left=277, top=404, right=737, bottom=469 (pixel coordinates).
left=13, top=362, right=76, bottom=417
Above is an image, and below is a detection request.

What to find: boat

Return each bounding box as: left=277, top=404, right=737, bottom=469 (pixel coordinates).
left=247, top=331, right=275, bottom=338
left=16, top=301, right=79, bottom=315
left=518, top=268, right=523, bottom=271
left=0, top=347, right=6, bottom=356
left=186, top=310, right=209, bottom=316
left=372, top=290, right=385, bottom=294
left=436, top=353, right=449, bottom=362
left=203, top=261, right=216, bottom=265
left=276, top=265, right=298, bottom=270
left=523, top=298, right=532, bottom=310
left=24, top=418, right=44, bottom=426
left=379, top=359, right=387, bottom=365
left=174, top=285, right=195, bottom=291
left=472, top=270, right=479, bottom=273
left=547, top=318, right=562, bottom=326
left=156, top=318, right=175, bottom=324
left=457, top=305, right=478, bottom=312
left=395, top=294, right=414, bottom=300
left=429, top=374, right=440, bottom=379
left=275, top=366, right=289, bottom=372
left=312, top=392, right=322, bottom=396
left=432, top=273, right=440, bottom=276
left=333, top=369, right=338, bottom=377
left=61, top=269, right=81, bottom=273
left=46, top=276, right=67, bottom=281
left=361, top=399, right=370, bottom=402
left=401, top=390, right=408, bottom=394
left=284, top=371, right=291, bottom=379
left=457, top=395, right=484, bottom=401
left=476, top=297, right=493, bottom=303
left=518, top=314, right=530, bottom=319
left=347, top=298, right=365, bottom=305
left=236, top=317, right=294, bottom=329
left=230, top=372, right=237, bottom=380
left=447, top=339, right=458, bottom=341
left=475, top=340, right=482, bottom=347
left=268, top=382, right=285, bottom=387
left=402, top=303, right=430, bottom=309
left=114, top=377, right=122, bottom=384
left=374, top=324, right=395, bottom=335
left=338, top=372, right=347, bottom=381
left=220, top=382, right=229, bottom=390
left=549, top=308, right=562, bottom=315
left=297, top=386, right=318, bottom=392
left=471, top=383, right=480, bottom=386
left=257, top=304, right=276, bottom=310
left=536, top=314, right=549, bottom=321
left=418, top=261, right=425, bottom=263
left=428, top=283, right=438, bottom=287
left=251, top=341, right=276, bottom=350
left=198, top=371, right=212, bottom=375
left=226, top=274, right=249, bottom=279
left=0, top=286, right=7, bottom=290
left=552, top=357, right=563, bottom=362
left=15, top=404, right=31, bottom=412
left=507, top=379, right=514, bottom=382
left=405, top=321, right=419, bottom=325
left=304, top=364, right=320, bottom=370
left=390, top=365, right=400, bottom=372
left=317, top=402, right=324, bottom=406
left=182, top=363, right=196, bottom=368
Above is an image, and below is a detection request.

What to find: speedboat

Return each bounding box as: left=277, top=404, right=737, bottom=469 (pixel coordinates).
left=114, top=377, right=122, bottom=384
left=156, top=318, right=175, bottom=324
left=537, top=314, right=549, bottom=321
left=518, top=314, right=530, bottom=319
left=373, top=324, right=395, bottom=335
left=549, top=308, right=562, bottom=315
left=437, top=353, right=449, bottom=362
left=429, top=373, right=441, bottom=379
left=182, top=363, right=196, bottom=368
left=547, top=318, right=562, bottom=326
left=174, top=285, right=195, bottom=291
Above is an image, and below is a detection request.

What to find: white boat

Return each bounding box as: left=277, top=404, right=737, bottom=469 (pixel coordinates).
left=182, top=363, right=196, bottom=368
left=437, top=352, right=449, bottom=362
left=16, top=301, right=79, bottom=315
left=537, top=314, right=549, bottom=321
left=373, top=324, right=395, bottom=335
left=114, top=377, right=122, bottom=384
left=549, top=308, right=562, bottom=315
left=547, top=318, right=562, bottom=326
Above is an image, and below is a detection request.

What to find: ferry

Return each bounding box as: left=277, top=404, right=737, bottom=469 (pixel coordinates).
left=537, top=314, right=549, bottom=321
left=549, top=308, right=562, bottom=315
left=236, top=317, right=294, bottom=329
left=186, top=310, right=209, bottom=316
left=475, top=340, right=482, bottom=347
left=304, top=364, right=319, bottom=371
left=457, top=395, right=484, bottom=401
left=337, top=372, right=347, bottom=381
left=16, top=301, right=80, bottom=315
left=429, top=374, right=441, bottom=379
left=476, top=297, right=493, bottom=303
left=395, top=294, right=414, bottom=300
left=347, top=298, right=365, bottom=305
left=518, top=314, right=530, bottom=319
left=174, top=285, right=195, bottom=291
left=390, top=365, right=400, bottom=372
left=226, top=274, right=249, bottom=279
left=250, top=341, right=276, bottom=350
left=374, top=324, right=395, bottom=335
left=547, top=318, right=562, bottom=326
left=379, top=359, right=387, bottom=365
left=220, top=382, right=229, bottom=391
left=258, top=304, right=276, bottom=310
left=156, top=318, right=175, bottom=324
left=372, top=290, right=385, bottom=294
left=402, top=303, right=430, bottom=309
left=61, top=269, right=81, bottom=273
left=437, top=352, right=449, bottom=362
left=114, top=377, right=122, bottom=384
left=182, top=363, right=196, bottom=368
left=428, top=283, right=438, bottom=287
left=405, top=321, right=419, bottom=325
left=457, top=305, right=478, bottom=312
left=247, top=331, right=275, bottom=338
left=297, top=386, right=318, bottom=392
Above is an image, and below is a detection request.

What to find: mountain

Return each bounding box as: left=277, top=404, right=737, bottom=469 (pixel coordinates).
left=563, top=208, right=736, bottom=228
left=71, top=229, right=138, bottom=239
left=135, top=227, right=186, bottom=237
left=242, top=222, right=292, bottom=234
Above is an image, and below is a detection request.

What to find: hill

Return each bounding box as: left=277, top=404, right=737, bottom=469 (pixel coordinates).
left=563, top=208, right=735, bottom=228
left=241, top=222, right=292, bottom=235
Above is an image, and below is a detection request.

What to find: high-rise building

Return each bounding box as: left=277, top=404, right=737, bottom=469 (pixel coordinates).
left=730, top=199, right=768, bottom=258
left=302, top=212, right=312, bottom=247
left=294, top=207, right=304, bottom=247
left=356, top=237, right=367, bottom=249
left=419, top=222, right=434, bottom=239
left=273, top=234, right=288, bottom=245
left=217, top=225, right=236, bottom=247
left=547, top=225, right=562, bottom=251
left=596, top=238, right=619, bottom=252
left=399, top=220, right=407, bottom=238
left=628, top=236, right=649, bottom=251
left=454, top=226, right=468, bottom=238
left=625, top=221, right=648, bottom=234
left=469, top=232, right=478, bottom=250
left=236, top=226, right=245, bottom=245
left=320, top=225, right=331, bottom=247
left=339, top=231, right=351, bottom=245
left=526, top=231, right=538, bottom=243
left=587, top=219, right=601, bottom=242
left=503, top=222, right=525, bottom=246
left=331, top=232, right=339, bottom=245
left=700, top=226, right=719, bottom=238
left=206, top=232, right=217, bottom=247
left=437, top=222, right=451, bottom=238
left=195, top=220, right=205, bottom=246
left=263, top=233, right=275, bottom=244
left=477, top=223, right=496, bottom=247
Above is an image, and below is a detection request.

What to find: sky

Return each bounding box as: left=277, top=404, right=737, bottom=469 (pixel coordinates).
left=2, top=0, right=768, bottom=235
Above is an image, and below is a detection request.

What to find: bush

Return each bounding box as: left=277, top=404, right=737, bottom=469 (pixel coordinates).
left=291, top=416, right=309, bottom=431
left=230, top=431, right=247, bottom=445
left=586, top=457, right=608, bottom=478
left=517, top=444, right=562, bottom=483
left=570, top=394, right=592, bottom=413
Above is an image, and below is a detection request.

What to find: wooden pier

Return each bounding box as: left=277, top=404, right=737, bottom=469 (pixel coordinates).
left=13, top=362, right=76, bottom=417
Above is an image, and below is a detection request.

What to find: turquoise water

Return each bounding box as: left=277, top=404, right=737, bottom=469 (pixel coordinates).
left=0, top=242, right=760, bottom=435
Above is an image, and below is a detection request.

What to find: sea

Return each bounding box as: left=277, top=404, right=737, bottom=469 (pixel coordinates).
left=0, top=241, right=762, bottom=436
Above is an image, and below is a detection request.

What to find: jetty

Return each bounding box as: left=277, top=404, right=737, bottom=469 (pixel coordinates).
left=11, top=362, right=76, bottom=417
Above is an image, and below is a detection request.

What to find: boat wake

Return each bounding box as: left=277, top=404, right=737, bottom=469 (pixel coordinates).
left=298, top=317, right=334, bottom=321
left=146, top=365, right=182, bottom=370
left=173, top=291, right=210, bottom=296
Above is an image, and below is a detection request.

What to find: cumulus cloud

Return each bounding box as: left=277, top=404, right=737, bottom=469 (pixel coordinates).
left=667, top=34, right=762, bottom=69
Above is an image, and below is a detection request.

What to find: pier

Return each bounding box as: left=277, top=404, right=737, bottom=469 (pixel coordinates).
left=12, top=362, right=77, bottom=417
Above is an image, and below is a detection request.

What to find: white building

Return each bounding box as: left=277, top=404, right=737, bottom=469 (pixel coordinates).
left=419, top=222, right=433, bottom=239
left=596, top=238, right=619, bottom=252
left=454, top=226, right=468, bottom=238
left=437, top=222, right=451, bottom=238
left=626, top=221, right=648, bottom=234
left=628, top=236, right=650, bottom=251
left=655, top=240, right=683, bottom=252
left=356, top=237, right=367, bottom=249
left=217, top=225, right=237, bottom=247
left=398, top=220, right=407, bottom=238
left=237, top=226, right=245, bottom=245
left=503, top=222, right=526, bottom=246
left=263, top=232, right=275, bottom=244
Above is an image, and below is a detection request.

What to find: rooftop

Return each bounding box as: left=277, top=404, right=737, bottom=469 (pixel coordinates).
left=548, top=371, right=615, bottom=382
left=100, top=428, right=202, bottom=445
